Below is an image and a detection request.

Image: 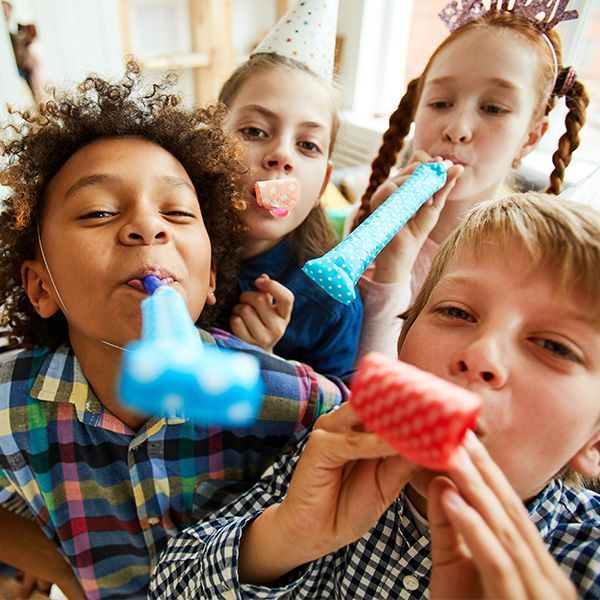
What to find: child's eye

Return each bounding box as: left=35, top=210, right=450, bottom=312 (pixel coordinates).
left=78, top=210, right=116, bottom=220
left=531, top=338, right=581, bottom=363
left=434, top=306, right=474, bottom=321
left=163, top=210, right=196, bottom=218
left=481, top=104, right=506, bottom=115
left=240, top=127, right=268, bottom=140
left=429, top=101, right=452, bottom=109
left=298, top=141, right=322, bottom=154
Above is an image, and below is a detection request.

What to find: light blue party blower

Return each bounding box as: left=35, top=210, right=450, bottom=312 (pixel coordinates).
left=302, top=160, right=452, bottom=304
left=119, top=275, right=264, bottom=426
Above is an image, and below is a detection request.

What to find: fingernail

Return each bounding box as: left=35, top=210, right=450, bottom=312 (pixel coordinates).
left=445, top=489, right=465, bottom=508
left=464, top=429, right=481, bottom=450
left=450, top=446, right=479, bottom=476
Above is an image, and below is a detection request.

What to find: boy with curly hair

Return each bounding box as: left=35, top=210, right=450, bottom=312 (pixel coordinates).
left=0, top=62, right=345, bottom=599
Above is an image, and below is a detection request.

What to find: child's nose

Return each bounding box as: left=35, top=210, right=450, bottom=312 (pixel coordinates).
left=119, top=215, right=169, bottom=245
left=443, top=111, right=473, bottom=144
left=263, top=140, right=294, bottom=174
left=449, top=334, right=508, bottom=389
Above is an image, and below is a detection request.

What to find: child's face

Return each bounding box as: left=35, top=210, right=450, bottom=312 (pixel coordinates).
left=25, top=137, right=215, bottom=351
left=399, top=241, right=600, bottom=500
left=413, top=27, right=547, bottom=205
left=225, top=66, right=333, bottom=257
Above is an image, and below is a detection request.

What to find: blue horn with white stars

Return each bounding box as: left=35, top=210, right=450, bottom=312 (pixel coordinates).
left=119, top=276, right=264, bottom=426
left=302, top=161, right=452, bottom=304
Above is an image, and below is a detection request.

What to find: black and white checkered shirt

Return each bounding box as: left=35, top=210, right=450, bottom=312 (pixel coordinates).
left=150, top=436, right=600, bottom=599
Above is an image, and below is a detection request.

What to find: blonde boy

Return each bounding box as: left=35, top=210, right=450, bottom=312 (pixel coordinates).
left=151, top=193, right=600, bottom=599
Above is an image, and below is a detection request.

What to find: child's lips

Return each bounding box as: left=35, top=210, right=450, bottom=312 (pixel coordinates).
left=126, top=268, right=176, bottom=291
left=440, top=154, right=467, bottom=167
left=248, top=194, right=290, bottom=219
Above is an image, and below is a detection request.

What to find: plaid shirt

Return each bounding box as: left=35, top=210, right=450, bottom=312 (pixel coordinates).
left=150, top=436, right=600, bottom=600
left=0, top=329, right=345, bottom=599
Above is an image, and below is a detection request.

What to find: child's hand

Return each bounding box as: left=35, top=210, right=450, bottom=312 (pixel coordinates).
left=14, top=570, right=51, bottom=599
left=428, top=432, right=577, bottom=600
left=371, top=151, right=463, bottom=284
left=230, top=275, right=294, bottom=353
left=238, top=404, right=417, bottom=584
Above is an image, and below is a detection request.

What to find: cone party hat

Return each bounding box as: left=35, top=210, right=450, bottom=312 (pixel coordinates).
left=252, top=0, right=339, bottom=80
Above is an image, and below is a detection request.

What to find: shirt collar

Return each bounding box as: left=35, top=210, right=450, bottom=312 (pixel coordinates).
left=28, top=343, right=195, bottom=434
left=241, top=239, right=296, bottom=281
left=526, top=478, right=565, bottom=538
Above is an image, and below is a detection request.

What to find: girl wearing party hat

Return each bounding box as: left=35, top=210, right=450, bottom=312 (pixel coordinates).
left=354, top=0, right=589, bottom=362
left=217, top=0, right=365, bottom=379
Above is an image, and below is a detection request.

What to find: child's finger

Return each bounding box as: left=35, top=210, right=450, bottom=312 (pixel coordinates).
left=255, top=276, right=294, bottom=320
left=237, top=290, right=272, bottom=311
left=229, top=314, right=253, bottom=344
left=370, top=179, right=399, bottom=211
left=458, top=433, right=576, bottom=591
left=432, top=164, right=463, bottom=206
left=439, top=485, right=530, bottom=599
left=302, top=428, right=409, bottom=472
left=230, top=305, right=267, bottom=342
left=449, top=439, right=563, bottom=597
left=314, top=403, right=366, bottom=433
left=393, top=162, right=420, bottom=181
left=428, top=477, right=471, bottom=566
left=237, top=293, right=277, bottom=329
left=407, top=149, right=434, bottom=165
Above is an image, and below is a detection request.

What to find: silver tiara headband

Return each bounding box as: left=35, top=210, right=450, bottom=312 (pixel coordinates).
left=439, top=0, right=578, bottom=34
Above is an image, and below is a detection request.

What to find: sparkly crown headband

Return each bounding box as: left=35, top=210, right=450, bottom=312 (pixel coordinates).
left=439, top=1, right=579, bottom=96
left=439, top=0, right=578, bottom=33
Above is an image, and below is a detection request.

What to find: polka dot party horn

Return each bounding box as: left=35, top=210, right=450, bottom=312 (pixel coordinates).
left=350, top=352, right=482, bottom=471
left=255, top=178, right=300, bottom=218
left=119, top=275, right=264, bottom=426
left=302, top=160, right=452, bottom=304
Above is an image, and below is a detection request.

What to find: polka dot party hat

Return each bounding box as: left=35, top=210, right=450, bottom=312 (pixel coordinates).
left=251, top=0, right=339, bottom=80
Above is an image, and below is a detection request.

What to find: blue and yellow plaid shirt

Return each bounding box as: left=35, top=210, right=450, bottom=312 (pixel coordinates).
left=0, top=328, right=346, bottom=599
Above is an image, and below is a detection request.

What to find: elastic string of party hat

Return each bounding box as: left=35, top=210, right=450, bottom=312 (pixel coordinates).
left=36, top=224, right=130, bottom=352
left=37, top=224, right=70, bottom=317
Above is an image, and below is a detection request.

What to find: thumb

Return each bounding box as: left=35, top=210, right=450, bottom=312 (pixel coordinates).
left=447, top=164, right=464, bottom=186
left=378, top=456, right=419, bottom=506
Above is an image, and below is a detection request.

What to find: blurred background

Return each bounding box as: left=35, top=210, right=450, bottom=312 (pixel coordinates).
left=1, top=0, right=599, bottom=190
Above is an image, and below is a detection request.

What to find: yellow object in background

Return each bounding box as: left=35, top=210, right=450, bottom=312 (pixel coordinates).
left=321, top=181, right=350, bottom=210
left=321, top=182, right=352, bottom=242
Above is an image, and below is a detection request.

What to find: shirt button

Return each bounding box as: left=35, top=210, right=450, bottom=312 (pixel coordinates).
left=147, top=517, right=160, bottom=526
left=403, top=575, right=419, bottom=591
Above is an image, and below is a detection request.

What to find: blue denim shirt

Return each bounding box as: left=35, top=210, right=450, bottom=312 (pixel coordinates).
left=239, top=240, right=363, bottom=379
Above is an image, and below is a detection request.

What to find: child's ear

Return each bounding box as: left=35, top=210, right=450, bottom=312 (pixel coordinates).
left=21, top=259, right=61, bottom=318
left=568, top=426, right=600, bottom=478
left=518, top=115, right=550, bottom=161
left=317, top=161, right=334, bottom=205
left=205, top=269, right=217, bottom=306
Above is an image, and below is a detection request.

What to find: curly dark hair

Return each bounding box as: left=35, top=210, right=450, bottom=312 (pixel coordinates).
left=0, top=61, right=247, bottom=348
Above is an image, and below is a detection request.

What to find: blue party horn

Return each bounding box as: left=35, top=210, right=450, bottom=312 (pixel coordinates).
left=302, top=161, right=452, bottom=304
left=119, top=276, right=264, bottom=426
